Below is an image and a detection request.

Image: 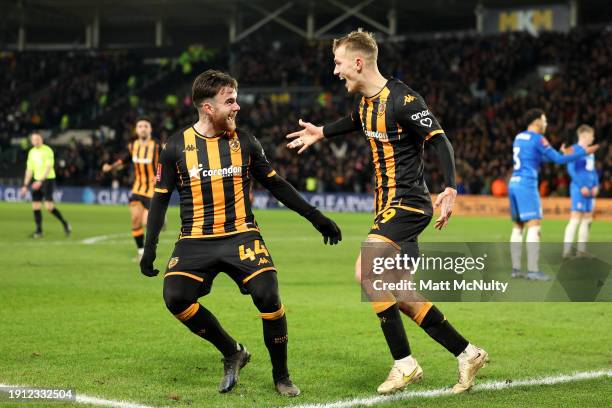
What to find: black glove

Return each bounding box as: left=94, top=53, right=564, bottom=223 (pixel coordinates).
left=140, top=245, right=159, bottom=277
left=305, top=210, right=342, bottom=245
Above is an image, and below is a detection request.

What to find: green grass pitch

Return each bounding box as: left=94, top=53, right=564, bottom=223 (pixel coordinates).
left=0, top=202, right=610, bottom=407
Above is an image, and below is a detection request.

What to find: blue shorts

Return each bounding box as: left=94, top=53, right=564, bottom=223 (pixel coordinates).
left=570, top=185, right=595, bottom=213
left=509, top=182, right=542, bottom=222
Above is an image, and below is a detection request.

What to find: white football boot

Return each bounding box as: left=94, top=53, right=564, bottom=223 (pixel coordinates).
left=377, top=356, right=423, bottom=395
left=452, top=344, right=489, bottom=393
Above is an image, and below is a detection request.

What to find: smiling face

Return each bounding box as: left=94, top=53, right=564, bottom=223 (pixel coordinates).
left=333, top=45, right=362, bottom=94
left=578, top=129, right=594, bottom=146
left=203, top=86, right=240, bottom=133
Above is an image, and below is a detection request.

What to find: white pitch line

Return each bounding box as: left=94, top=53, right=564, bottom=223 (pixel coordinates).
left=0, top=384, right=159, bottom=408
left=75, top=395, right=159, bottom=408
left=290, top=369, right=612, bottom=408
left=81, top=233, right=128, bottom=244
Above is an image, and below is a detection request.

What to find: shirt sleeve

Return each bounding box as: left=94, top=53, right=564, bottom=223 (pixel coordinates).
left=153, top=141, right=160, bottom=170
left=538, top=137, right=586, bottom=164
left=26, top=149, right=34, bottom=172
left=119, top=144, right=132, bottom=164
left=44, top=146, right=55, bottom=168
left=154, top=140, right=177, bottom=194
left=248, top=133, right=276, bottom=182
left=394, top=90, right=445, bottom=141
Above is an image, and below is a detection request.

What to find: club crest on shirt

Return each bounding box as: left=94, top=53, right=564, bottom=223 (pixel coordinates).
left=230, top=137, right=240, bottom=152
left=168, top=257, right=179, bottom=269
left=377, top=101, right=386, bottom=117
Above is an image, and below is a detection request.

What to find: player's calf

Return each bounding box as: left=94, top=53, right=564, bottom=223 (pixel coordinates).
left=247, top=272, right=300, bottom=396
left=163, top=275, right=241, bottom=359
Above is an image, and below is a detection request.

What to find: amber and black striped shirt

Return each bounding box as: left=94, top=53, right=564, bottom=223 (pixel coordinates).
left=155, top=126, right=275, bottom=239
left=121, top=138, right=160, bottom=198
left=348, top=78, right=445, bottom=215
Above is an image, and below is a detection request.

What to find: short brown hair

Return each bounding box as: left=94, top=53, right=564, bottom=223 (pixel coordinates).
left=192, top=70, right=238, bottom=109
left=332, top=29, right=378, bottom=61
left=576, top=124, right=594, bottom=134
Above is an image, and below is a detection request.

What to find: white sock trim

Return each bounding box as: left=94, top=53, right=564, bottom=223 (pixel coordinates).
left=395, top=355, right=415, bottom=364
left=458, top=343, right=478, bottom=360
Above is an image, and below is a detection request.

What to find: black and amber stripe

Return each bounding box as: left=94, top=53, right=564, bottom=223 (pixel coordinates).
left=180, top=127, right=257, bottom=239
left=131, top=139, right=159, bottom=198
left=359, top=87, right=397, bottom=214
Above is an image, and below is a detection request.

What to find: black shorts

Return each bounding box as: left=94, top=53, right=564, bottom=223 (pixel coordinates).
left=31, top=180, right=55, bottom=202
left=129, top=193, right=151, bottom=210
left=164, top=232, right=276, bottom=295
left=367, top=205, right=432, bottom=250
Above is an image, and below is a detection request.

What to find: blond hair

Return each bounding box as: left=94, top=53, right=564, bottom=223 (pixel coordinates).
left=332, top=29, right=378, bottom=61
left=576, top=124, right=594, bottom=135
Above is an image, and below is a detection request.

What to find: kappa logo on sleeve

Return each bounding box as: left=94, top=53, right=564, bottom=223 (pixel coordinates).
left=404, top=95, right=416, bottom=105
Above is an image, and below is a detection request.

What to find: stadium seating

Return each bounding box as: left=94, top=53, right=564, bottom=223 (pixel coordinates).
left=1, top=28, right=609, bottom=197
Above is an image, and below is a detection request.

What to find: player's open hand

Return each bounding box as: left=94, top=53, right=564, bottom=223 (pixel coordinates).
left=140, top=246, right=159, bottom=277
left=102, top=163, right=112, bottom=173
left=305, top=210, right=342, bottom=245
left=31, top=181, right=42, bottom=190
left=580, top=186, right=590, bottom=197
left=434, top=187, right=457, bottom=230
left=585, top=144, right=599, bottom=155
left=592, top=186, right=599, bottom=197
left=560, top=144, right=572, bottom=155
left=286, top=119, right=324, bottom=154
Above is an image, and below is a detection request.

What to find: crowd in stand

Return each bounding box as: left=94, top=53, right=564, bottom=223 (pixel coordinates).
left=2, top=27, right=610, bottom=197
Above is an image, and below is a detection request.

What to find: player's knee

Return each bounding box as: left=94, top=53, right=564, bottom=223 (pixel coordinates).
left=131, top=216, right=141, bottom=228
left=248, top=274, right=281, bottom=313
left=163, top=284, right=192, bottom=315
left=252, top=289, right=281, bottom=314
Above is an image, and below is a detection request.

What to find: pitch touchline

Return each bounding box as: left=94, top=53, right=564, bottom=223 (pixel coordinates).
left=1, top=370, right=609, bottom=408
left=290, top=369, right=612, bottom=408
left=81, top=233, right=128, bottom=244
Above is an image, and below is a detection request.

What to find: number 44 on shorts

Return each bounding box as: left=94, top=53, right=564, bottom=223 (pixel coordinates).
left=239, top=240, right=270, bottom=262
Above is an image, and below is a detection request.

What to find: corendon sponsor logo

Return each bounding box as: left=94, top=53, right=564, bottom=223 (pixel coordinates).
left=363, top=128, right=389, bottom=142
left=189, top=165, right=242, bottom=179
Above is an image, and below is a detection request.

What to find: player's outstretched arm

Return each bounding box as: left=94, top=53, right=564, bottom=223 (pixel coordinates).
left=140, top=142, right=177, bottom=277
left=252, top=133, right=341, bottom=244
left=286, top=115, right=359, bottom=154
left=429, top=134, right=457, bottom=230
left=544, top=142, right=598, bottom=164
left=140, top=192, right=171, bottom=277
left=259, top=173, right=342, bottom=245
